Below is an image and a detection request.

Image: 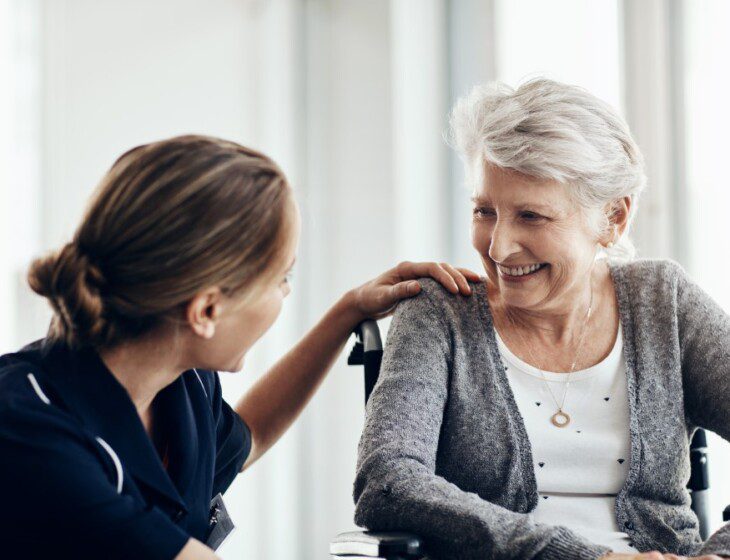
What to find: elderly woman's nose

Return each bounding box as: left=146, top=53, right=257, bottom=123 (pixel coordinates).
left=488, top=220, right=521, bottom=262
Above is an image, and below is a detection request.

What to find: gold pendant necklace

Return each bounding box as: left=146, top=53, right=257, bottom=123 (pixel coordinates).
left=550, top=410, right=571, bottom=428
left=502, top=280, right=594, bottom=428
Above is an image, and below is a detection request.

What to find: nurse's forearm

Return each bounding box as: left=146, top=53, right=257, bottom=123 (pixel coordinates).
left=235, top=290, right=362, bottom=469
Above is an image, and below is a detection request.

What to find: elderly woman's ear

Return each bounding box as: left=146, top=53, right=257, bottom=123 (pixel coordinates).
left=603, top=196, right=633, bottom=245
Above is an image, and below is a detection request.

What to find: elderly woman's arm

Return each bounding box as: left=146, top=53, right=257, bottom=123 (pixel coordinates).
left=353, top=290, right=611, bottom=560
left=677, top=266, right=730, bottom=558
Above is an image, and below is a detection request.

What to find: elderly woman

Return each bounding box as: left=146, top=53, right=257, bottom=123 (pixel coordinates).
left=353, top=78, right=730, bottom=560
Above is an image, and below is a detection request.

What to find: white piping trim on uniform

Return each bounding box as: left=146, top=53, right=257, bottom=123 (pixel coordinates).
left=193, top=368, right=208, bottom=399
left=95, top=437, right=124, bottom=494
left=26, top=372, right=123, bottom=495
left=27, top=373, right=51, bottom=405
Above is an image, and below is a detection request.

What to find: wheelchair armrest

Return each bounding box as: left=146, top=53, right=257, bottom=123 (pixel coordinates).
left=330, top=530, right=424, bottom=559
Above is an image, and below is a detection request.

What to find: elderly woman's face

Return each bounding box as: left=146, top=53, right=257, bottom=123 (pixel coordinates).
left=471, top=164, right=598, bottom=312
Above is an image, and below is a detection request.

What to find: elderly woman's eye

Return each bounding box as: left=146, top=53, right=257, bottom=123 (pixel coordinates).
left=473, top=207, right=495, bottom=218
left=520, top=211, right=543, bottom=222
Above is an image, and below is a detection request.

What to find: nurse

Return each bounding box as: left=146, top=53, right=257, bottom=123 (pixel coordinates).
left=0, top=135, right=478, bottom=559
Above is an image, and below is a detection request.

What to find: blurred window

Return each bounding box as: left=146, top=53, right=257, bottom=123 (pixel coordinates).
left=683, top=0, right=730, bottom=534
left=683, top=0, right=730, bottom=308
left=494, top=0, right=622, bottom=111
left=0, top=0, right=40, bottom=354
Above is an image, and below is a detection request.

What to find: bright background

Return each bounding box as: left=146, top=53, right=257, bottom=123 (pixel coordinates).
left=0, top=1, right=728, bottom=558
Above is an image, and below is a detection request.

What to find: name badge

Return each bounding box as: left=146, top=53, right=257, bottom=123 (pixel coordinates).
left=206, top=493, right=235, bottom=551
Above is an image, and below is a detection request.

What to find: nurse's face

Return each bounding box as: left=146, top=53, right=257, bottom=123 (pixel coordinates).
left=186, top=198, right=301, bottom=373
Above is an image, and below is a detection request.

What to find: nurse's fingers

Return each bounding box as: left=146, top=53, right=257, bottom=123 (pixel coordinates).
left=390, top=280, right=422, bottom=300
left=355, top=280, right=419, bottom=321
left=394, top=261, right=477, bottom=295
left=440, top=262, right=472, bottom=295
left=456, top=266, right=483, bottom=282
left=394, top=261, right=458, bottom=293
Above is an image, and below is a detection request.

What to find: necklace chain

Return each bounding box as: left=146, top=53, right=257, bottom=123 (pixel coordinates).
left=501, top=281, right=594, bottom=426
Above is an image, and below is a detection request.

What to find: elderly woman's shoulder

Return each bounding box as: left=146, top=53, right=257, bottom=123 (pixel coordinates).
left=609, top=257, right=690, bottom=288
left=400, top=277, right=484, bottom=319
left=415, top=276, right=484, bottom=299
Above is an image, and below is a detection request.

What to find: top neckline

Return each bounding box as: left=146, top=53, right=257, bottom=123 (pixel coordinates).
left=494, top=323, right=623, bottom=382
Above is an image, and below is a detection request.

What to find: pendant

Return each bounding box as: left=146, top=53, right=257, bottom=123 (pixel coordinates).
left=550, top=410, right=571, bottom=428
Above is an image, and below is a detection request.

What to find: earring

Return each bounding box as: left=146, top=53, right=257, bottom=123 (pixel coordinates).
left=605, top=226, right=618, bottom=249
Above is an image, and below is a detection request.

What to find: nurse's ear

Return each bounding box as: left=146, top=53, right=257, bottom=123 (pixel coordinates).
left=186, top=287, right=224, bottom=339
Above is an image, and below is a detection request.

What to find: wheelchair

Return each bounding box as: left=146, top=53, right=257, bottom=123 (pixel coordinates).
left=330, top=320, right=720, bottom=560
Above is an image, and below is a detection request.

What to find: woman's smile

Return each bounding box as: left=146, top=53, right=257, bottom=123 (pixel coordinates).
left=496, top=262, right=549, bottom=283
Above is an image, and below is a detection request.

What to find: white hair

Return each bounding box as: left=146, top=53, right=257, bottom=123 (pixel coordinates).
left=448, top=78, right=646, bottom=259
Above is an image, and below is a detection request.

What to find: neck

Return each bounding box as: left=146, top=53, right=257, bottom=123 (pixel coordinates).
left=98, top=330, right=185, bottom=424
left=495, top=266, right=597, bottom=345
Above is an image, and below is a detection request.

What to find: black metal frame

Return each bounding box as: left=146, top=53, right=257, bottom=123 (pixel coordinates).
left=331, top=320, right=713, bottom=559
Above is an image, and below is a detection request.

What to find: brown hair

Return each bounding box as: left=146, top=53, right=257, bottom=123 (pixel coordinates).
left=28, top=135, right=293, bottom=349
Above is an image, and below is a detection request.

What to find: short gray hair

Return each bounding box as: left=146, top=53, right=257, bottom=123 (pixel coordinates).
left=448, top=78, right=646, bottom=259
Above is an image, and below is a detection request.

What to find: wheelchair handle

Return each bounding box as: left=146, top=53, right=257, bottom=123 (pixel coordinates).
left=355, top=319, right=383, bottom=353
left=348, top=320, right=384, bottom=405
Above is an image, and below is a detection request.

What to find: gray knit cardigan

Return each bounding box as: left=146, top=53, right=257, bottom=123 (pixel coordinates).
left=353, top=259, right=730, bottom=560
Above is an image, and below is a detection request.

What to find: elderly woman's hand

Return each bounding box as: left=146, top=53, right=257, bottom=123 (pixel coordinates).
left=348, top=261, right=482, bottom=322
left=600, top=553, right=726, bottom=560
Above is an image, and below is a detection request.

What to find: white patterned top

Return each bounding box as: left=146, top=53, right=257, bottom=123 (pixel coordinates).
left=496, top=324, right=638, bottom=554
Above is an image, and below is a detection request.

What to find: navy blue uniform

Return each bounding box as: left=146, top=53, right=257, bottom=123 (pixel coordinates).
left=0, top=339, right=251, bottom=559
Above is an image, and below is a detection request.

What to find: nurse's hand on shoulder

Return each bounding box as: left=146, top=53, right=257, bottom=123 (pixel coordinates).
left=349, top=261, right=482, bottom=321
left=600, top=552, right=725, bottom=559
left=175, top=538, right=220, bottom=560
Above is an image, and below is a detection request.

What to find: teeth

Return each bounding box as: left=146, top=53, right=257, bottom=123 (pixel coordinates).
left=498, top=263, right=544, bottom=277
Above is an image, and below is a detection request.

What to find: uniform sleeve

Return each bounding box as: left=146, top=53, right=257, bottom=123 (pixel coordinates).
left=353, top=289, right=610, bottom=560
left=674, top=266, right=730, bottom=557
left=0, top=395, right=190, bottom=560
left=210, top=372, right=251, bottom=496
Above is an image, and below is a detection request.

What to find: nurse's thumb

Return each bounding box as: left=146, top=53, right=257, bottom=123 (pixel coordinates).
left=392, top=280, right=422, bottom=300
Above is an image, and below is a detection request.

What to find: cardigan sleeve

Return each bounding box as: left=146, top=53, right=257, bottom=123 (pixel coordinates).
left=675, top=264, right=730, bottom=557
left=353, top=287, right=610, bottom=560
left=678, top=265, right=730, bottom=435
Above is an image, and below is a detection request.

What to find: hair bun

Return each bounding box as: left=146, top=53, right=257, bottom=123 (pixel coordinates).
left=28, top=135, right=292, bottom=349
left=27, top=242, right=110, bottom=348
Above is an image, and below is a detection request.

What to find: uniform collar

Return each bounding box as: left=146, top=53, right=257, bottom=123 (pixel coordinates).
left=23, top=340, right=189, bottom=512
